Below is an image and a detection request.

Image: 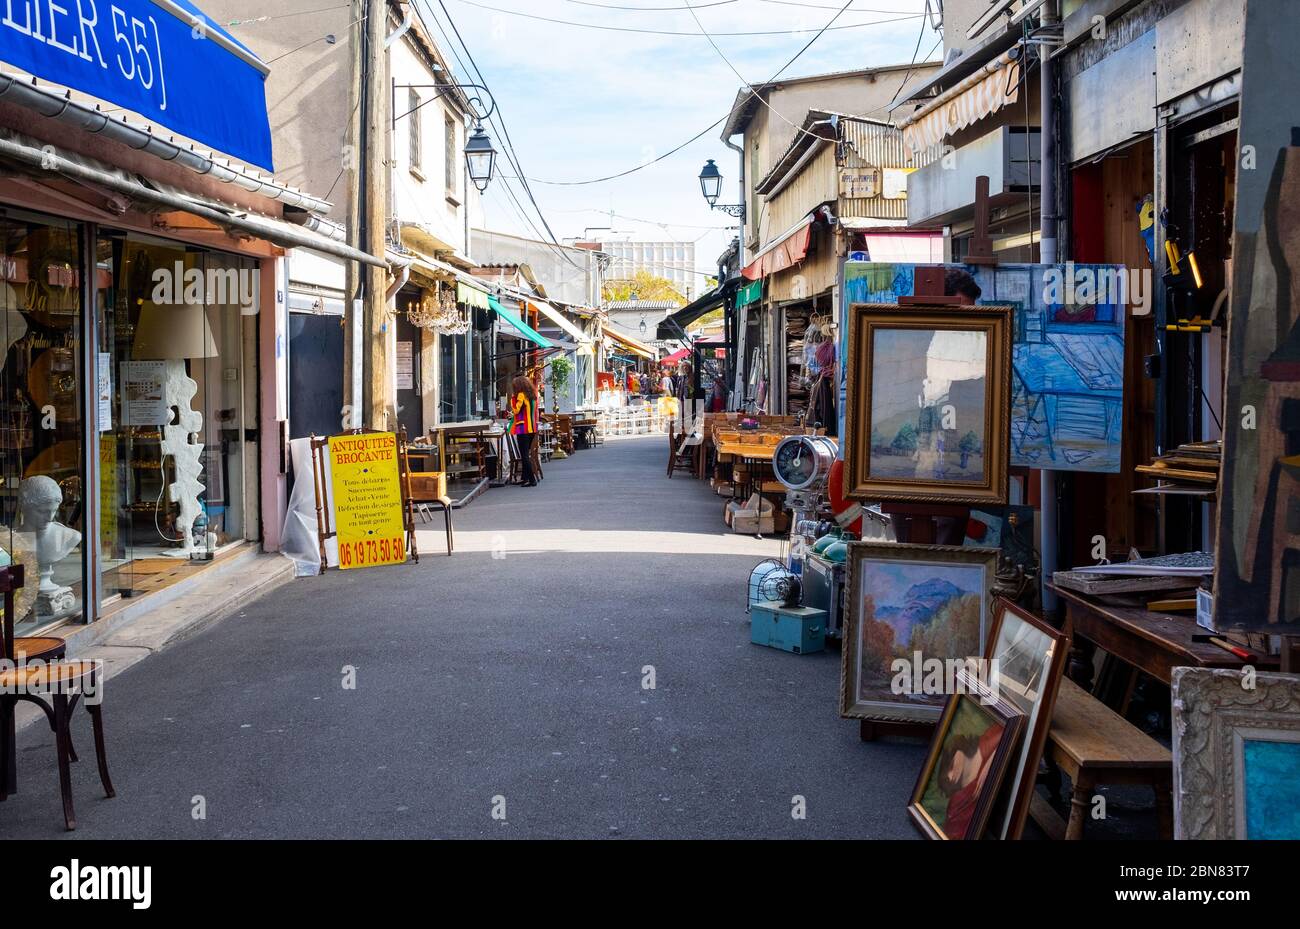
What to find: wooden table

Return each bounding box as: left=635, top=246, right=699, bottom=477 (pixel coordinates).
left=571, top=416, right=598, bottom=449
left=1052, top=584, right=1275, bottom=689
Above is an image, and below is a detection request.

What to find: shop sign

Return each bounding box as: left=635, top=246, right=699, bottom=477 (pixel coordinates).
left=839, top=166, right=882, bottom=200
left=0, top=0, right=274, bottom=170
left=883, top=168, right=913, bottom=200
left=328, top=432, right=406, bottom=570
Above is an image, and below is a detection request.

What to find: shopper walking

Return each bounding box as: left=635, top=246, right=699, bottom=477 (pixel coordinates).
left=507, top=374, right=540, bottom=487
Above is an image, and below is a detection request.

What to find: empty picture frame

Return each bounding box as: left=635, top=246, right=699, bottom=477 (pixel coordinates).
left=844, top=303, right=1012, bottom=506
left=1172, top=667, right=1300, bottom=840
left=983, top=598, right=1068, bottom=839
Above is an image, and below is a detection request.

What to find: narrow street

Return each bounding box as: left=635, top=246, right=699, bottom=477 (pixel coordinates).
left=3, top=437, right=925, bottom=839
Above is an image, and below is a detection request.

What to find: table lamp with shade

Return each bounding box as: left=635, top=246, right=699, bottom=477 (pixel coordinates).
left=131, top=300, right=218, bottom=558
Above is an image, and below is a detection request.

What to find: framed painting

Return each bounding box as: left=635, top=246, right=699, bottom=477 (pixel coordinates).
left=908, top=669, right=1026, bottom=840
left=840, top=542, right=999, bottom=723
left=844, top=302, right=1012, bottom=506
left=842, top=262, right=1126, bottom=473
left=983, top=598, right=1068, bottom=839
left=1171, top=668, right=1300, bottom=840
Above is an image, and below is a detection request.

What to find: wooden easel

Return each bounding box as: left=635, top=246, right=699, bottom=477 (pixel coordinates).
left=309, top=427, right=420, bottom=574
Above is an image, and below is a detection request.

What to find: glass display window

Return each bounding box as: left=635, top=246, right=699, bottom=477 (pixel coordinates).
left=0, top=210, right=87, bottom=635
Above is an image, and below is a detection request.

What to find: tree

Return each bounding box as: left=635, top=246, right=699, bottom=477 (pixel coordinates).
left=958, top=431, right=981, bottom=469
left=603, top=269, right=687, bottom=306
left=891, top=422, right=918, bottom=455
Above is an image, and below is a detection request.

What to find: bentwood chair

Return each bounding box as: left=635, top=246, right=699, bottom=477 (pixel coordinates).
left=0, top=565, right=115, bottom=830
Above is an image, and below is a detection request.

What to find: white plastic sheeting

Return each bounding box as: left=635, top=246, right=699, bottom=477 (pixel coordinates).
left=282, top=437, right=338, bottom=576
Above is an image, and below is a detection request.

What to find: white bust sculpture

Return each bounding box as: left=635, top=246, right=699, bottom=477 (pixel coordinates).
left=19, top=476, right=81, bottom=611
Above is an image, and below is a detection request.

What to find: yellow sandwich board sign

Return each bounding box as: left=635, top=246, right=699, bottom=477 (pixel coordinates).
left=327, top=432, right=407, bottom=569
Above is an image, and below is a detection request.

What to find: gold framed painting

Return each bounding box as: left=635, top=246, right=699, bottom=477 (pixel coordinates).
left=844, top=302, right=1012, bottom=505
left=839, top=542, right=1000, bottom=724
left=908, top=669, right=1026, bottom=840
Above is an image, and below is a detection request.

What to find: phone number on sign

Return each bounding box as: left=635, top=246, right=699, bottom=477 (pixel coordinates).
left=339, top=536, right=406, bottom=568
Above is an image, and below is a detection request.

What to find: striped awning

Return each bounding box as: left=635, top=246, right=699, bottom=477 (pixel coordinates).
left=899, top=49, right=1022, bottom=155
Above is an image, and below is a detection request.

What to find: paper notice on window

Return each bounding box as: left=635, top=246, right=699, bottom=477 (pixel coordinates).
left=97, top=353, right=113, bottom=431
left=122, top=360, right=167, bottom=426
left=396, top=341, right=414, bottom=390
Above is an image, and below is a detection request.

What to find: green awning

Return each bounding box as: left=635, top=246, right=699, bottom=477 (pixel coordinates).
left=490, top=296, right=553, bottom=349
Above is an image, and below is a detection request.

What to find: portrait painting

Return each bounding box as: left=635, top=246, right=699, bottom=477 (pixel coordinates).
left=909, top=672, right=1025, bottom=840
left=840, top=543, right=998, bottom=723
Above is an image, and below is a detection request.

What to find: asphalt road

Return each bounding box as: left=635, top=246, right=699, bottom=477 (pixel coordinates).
left=2, top=434, right=929, bottom=839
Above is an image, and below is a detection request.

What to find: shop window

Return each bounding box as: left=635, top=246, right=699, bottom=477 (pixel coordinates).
left=0, top=213, right=87, bottom=635
left=95, top=233, right=259, bottom=613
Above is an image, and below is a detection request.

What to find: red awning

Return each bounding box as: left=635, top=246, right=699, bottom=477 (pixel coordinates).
left=742, top=218, right=813, bottom=281
left=661, top=349, right=691, bottom=366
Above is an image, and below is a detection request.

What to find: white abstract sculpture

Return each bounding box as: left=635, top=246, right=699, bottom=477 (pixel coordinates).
left=18, top=475, right=81, bottom=618
left=133, top=300, right=216, bottom=559
left=160, top=360, right=205, bottom=558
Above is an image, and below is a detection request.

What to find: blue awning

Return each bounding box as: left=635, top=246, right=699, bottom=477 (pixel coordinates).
left=490, top=296, right=553, bottom=349
left=0, top=0, right=275, bottom=171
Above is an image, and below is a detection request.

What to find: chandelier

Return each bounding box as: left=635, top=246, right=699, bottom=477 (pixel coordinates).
left=409, top=282, right=470, bottom=335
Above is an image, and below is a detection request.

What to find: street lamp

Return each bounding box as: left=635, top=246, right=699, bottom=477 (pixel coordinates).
left=697, top=159, right=745, bottom=219
left=699, top=159, right=723, bottom=206
left=465, top=122, right=497, bottom=193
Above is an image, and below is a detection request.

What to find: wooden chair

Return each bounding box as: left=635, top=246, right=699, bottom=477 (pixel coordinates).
left=1030, top=678, right=1173, bottom=840
left=667, top=422, right=695, bottom=478
left=0, top=565, right=114, bottom=831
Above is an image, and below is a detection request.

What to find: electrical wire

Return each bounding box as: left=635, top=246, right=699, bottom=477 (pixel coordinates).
left=683, top=0, right=860, bottom=145
left=524, top=0, right=874, bottom=186
left=567, top=0, right=737, bottom=9
left=548, top=206, right=733, bottom=230
left=449, top=0, right=923, bottom=36
left=226, top=4, right=351, bottom=27
left=760, top=0, right=924, bottom=10
left=885, top=6, right=932, bottom=117
left=429, top=0, right=586, bottom=270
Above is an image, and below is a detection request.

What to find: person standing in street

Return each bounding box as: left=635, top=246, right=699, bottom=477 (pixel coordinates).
left=507, top=374, right=540, bottom=487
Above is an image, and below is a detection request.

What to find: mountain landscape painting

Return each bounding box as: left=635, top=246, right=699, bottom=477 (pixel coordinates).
left=842, top=544, right=996, bottom=722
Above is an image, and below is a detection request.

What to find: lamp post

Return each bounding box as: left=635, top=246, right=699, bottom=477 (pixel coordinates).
left=698, top=159, right=745, bottom=219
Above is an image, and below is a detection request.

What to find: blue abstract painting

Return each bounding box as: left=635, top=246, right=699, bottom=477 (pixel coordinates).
left=844, top=262, right=1127, bottom=473
left=1242, top=738, right=1300, bottom=839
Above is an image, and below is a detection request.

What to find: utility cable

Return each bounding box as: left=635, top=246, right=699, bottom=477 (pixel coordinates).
left=449, top=0, right=922, bottom=36
left=525, top=0, right=873, bottom=186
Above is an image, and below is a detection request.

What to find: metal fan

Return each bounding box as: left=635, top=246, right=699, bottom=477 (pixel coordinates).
left=747, top=559, right=802, bottom=611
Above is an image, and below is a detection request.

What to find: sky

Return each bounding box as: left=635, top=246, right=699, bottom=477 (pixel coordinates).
left=419, top=0, right=942, bottom=288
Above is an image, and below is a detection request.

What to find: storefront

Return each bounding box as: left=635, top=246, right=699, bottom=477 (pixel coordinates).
left=0, top=2, right=383, bottom=635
